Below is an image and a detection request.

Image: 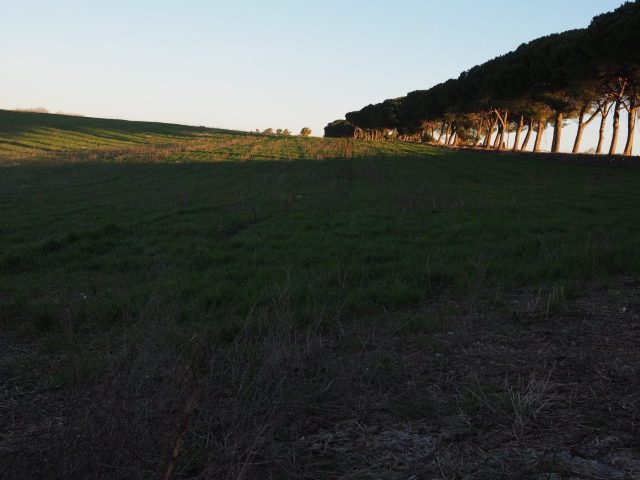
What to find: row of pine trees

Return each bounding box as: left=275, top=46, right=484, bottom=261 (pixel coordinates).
left=326, top=2, right=640, bottom=156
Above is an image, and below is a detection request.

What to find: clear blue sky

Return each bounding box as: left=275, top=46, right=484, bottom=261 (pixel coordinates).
left=0, top=0, right=628, bottom=140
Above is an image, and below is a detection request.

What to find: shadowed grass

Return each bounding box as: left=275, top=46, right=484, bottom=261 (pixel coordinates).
left=1, top=110, right=640, bottom=337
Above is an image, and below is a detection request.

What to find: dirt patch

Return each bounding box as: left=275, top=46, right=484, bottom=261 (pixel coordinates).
left=1, top=282, right=639, bottom=479
left=0, top=339, right=66, bottom=477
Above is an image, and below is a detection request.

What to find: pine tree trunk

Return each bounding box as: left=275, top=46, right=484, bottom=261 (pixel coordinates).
left=512, top=115, right=524, bottom=151
left=436, top=121, right=445, bottom=143
left=609, top=100, right=622, bottom=155
left=496, top=111, right=508, bottom=150
left=551, top=112, right=563, bottom=153
left=520, top=119, right=533, bottom=151
left=623, top=106, right=637, bottom=156
left=483, top=126, right=491, bottom=148
left=596, top=112, right=607, bottom=154
left=493, top=123, right=502, bottom=149
left=484, top=118, right=496, bottom=148
left=449, top=131, right=457, bottom=146
left=533, top=118, right=545, bottom=152
left=572, top=107, right=587, bottom=154
left=473, top=126, right=482, bottom=147
left=594, top=101, right=614, bottom=154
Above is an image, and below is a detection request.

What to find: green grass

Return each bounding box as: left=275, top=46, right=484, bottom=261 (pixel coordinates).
left=1, top=109, right=640, bottom=338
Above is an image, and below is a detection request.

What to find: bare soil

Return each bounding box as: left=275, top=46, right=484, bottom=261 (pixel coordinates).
left=2, top=280, right=639, bottom=479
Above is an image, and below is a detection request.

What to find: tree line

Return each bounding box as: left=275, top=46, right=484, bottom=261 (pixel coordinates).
left=256, top=128, right=312, bottom=136
left=325, top=1, right=640, bottom=156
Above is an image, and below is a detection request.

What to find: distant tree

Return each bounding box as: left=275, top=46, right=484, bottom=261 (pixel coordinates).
left=263, top=128, right=274, bottom=135
left=300, top=127, right=312, bottom=136
left=282, top=129, right=291, bottom=136
left=324, top=119, right=356, bottom=138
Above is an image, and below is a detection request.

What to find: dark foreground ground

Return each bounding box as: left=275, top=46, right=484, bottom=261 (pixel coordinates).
left=2, top=281, right=639, bottom=479
left=1, top=110, right=639, bottom=479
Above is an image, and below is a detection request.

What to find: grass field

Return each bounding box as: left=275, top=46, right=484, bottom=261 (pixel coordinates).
left=1, top=110, right=640, bottom=479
